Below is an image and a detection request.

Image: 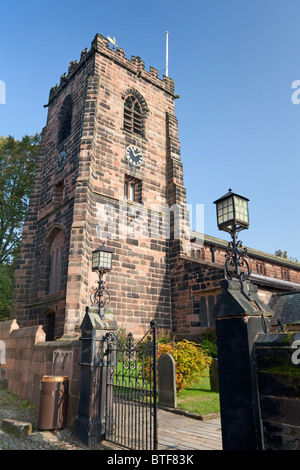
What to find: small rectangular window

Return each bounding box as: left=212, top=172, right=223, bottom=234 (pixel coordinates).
left=256, top=263, right=264, bottom=275
left=124, top=175, right=142, bottom=203
left=54, top=180, right=64, bottom=207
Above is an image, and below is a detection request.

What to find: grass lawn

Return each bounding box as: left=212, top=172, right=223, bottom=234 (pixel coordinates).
left=176, top=373, right=220, bottom=416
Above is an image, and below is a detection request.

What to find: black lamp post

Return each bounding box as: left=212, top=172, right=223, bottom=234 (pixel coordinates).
left=91, top=244, right=114, bottom=319
left=214, top=189, right=251, bottom=280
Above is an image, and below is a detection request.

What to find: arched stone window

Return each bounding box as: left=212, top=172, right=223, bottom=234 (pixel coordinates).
left=44, top=307, right=55, bottom=341
left=47, top=228, right=65, bottom=294
left=123, top=89, right=148, bottom=137
left=208, top=295, right=216, bottom=327
left=199, top=297, right=207, bottom=327
left=58, top=95, right=73, bottom=145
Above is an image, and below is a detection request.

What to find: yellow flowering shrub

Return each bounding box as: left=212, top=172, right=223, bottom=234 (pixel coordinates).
left=156, top=339, right=212, bottom=392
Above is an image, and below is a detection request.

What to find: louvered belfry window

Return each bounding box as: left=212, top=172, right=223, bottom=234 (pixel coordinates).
left=124, top=95, right=143, bottom=135
left=58, top=95, right=73, bottom=145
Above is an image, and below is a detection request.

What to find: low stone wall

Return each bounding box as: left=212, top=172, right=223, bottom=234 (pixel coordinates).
left=255, top=332, right=300, bottom=450
left=0, top=320, right=80, bottom=427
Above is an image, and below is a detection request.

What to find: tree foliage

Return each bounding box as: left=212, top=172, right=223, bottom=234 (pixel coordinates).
left=275, top=249, right=298, bottom=263
left=0, top=263, right=15, bottom=322
left=0, top=134, right=41, bottom=321
left=0, top=134, right=41, bottom=264
left=275, top=249, right=288, bottom=259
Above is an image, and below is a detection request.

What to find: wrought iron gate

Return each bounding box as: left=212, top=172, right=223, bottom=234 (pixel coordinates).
left=104, top=320, right=158, bottom=450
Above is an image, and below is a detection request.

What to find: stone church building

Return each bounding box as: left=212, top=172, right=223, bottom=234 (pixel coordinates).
left=11, top=33, right=300, bottom=340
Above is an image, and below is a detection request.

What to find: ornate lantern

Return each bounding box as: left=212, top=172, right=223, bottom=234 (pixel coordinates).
left=91, top=244, right=114, bottom=319
left=214, top=189, right=251, bottom=280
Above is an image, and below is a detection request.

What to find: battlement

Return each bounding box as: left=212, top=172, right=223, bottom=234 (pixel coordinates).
left=48, top=33, right=175, bottom=104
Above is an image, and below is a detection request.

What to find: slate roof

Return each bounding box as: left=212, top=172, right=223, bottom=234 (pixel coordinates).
left=268, top=291, right=300, bottom=325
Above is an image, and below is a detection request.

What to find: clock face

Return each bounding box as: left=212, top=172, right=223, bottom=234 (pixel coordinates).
left=56, top=151, right=67, bottom=173
left=126, top=146, right=143, bottom=167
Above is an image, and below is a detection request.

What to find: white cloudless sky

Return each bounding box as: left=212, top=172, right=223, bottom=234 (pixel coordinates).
left=1, top=0, right=300, bottom=259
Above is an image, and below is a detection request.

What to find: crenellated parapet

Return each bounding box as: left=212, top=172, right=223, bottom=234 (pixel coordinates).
left=48, top=33, right=175, bottom=104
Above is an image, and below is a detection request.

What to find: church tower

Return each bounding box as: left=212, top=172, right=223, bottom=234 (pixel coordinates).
left=11, top=33, right=188, bottom=339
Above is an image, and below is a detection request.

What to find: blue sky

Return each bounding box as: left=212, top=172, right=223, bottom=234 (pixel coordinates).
left=1, top=0, right=300, bottom=260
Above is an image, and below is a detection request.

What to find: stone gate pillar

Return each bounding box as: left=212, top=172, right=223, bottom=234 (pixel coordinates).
left=213, top=279, right=273, bottom=450
left=74, top=306, right=117, bottom=447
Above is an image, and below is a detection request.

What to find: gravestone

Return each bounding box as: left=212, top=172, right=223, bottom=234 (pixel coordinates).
left=209, top=358, right=219, bottom=392
left=158, top=353, right=177, bottom=408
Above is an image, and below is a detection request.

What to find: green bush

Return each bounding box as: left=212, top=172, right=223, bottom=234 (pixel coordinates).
left=201, top=328, right=216, bottom=343
left=200, top=339, right=218, bottom=358
left=157, top=329, right=172, bottom=344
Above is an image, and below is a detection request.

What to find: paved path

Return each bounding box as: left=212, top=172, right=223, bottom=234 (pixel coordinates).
left=0, top=411, right=222, bottom=451
left=157, top=410, right=222, bottom=450
left=0, top=387, right=222, bottom=450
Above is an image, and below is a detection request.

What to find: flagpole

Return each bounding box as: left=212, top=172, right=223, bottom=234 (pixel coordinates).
left=166, top=31, right=169, bottom=77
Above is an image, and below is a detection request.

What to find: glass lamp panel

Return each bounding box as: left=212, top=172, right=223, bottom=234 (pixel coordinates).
left=217, top=202, right=223, bottom=224
left=224, top=198, right=233, bottom=220
left=217, top=196, right=234, bottom=225
left=227, top=208, right=234, bottom=220
left=99, top=252, right=104, bottom=269
left=226, top=195, right=233, bottom=207
left=234, top=196, right=249, bottom=224
left=92, top=251, right=100, bottom=270
left=99, top=251, right=112, bottom=270
left=99, top=251, right=111, bottom=270
left=105, top=253, right=112, bottom=269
